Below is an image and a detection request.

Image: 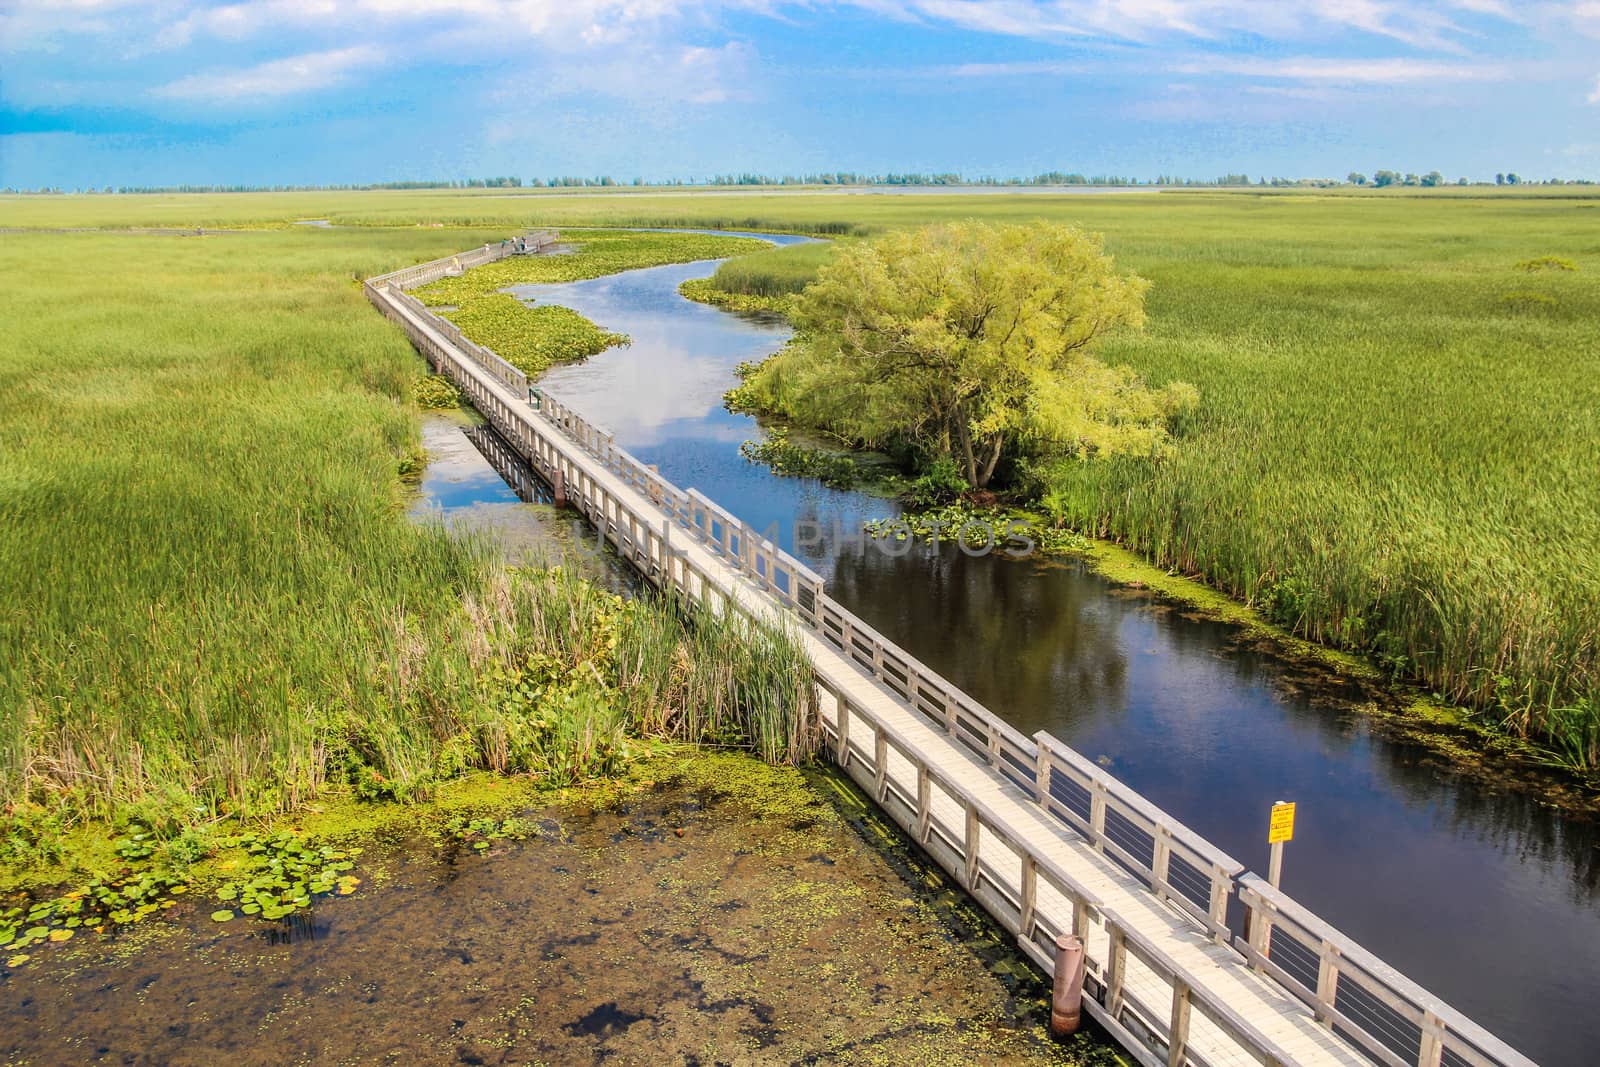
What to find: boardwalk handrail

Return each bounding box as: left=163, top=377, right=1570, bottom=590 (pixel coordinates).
left=818, top=664, right=1304, bottom=1067
left=1236, top=875, right=1535, bottom=1067
left=388, top=289, right=529, bottom=396
left=365, top=243, right=1536, bottom=1067
left=1035, top=733, right=1243, bottom=942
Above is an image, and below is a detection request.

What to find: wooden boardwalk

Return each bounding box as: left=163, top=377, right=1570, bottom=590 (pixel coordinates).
left=366, top=246, right=1539, bottom=1067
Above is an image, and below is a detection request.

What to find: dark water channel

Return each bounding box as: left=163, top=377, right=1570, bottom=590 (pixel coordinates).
left=507, top=239, right=1595, bottom=1066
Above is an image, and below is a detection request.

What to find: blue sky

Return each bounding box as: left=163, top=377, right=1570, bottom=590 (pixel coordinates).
left=3, top=1, right=1598, bottom=188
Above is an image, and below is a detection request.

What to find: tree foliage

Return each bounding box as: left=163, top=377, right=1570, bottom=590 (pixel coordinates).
left=744, top=221, right=1194, bottom=488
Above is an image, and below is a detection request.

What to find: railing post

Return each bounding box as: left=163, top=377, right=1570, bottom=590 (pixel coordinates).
left=835, top=695, right=850, bottom=766
left=964, top=802, right=980, bottom=888
left=1104, top=922, right=1127, bottom=1017
left=1034, top=743, right=1051, bottom=806
left=1315, top=939, right=1340, bottom=1026
left=1167, top=979, right=1192, bottom=1067
left=1152, top=825, right=1172, bottom=895
left=1207, top=865, right=1229, bottom=944
left=1418, top=1011, right=1446, bottom=1067
left=916, top=764, right=931, bottom=841
left=1089, top=781, right=1108, bottom=853
left=1245, top=891, right=1273, bottom=969
left=1020, top=853, right=1037, bottom=937
left=874, top=729, right=888, bottom=801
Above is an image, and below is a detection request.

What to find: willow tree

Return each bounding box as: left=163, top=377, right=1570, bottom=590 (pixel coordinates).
left=761, top=221, right=1193, bottom=489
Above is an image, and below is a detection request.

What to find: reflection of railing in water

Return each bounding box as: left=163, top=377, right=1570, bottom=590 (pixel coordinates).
left=463, top=424, right=552, bottom=505
left=365, top=246, right=1537, bottom=1067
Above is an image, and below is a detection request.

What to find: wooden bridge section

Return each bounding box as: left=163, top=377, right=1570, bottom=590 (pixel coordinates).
left=366, top=246, right=1538, bottom=1067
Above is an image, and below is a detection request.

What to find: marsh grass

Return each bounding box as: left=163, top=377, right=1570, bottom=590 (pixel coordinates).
left=410, top=374, right=463, bottom=409
left=0, top=228, right=816, bottom=852
left=705, top=241, right=837, bottom=297
left=7, top=190, right=1600, bottom=765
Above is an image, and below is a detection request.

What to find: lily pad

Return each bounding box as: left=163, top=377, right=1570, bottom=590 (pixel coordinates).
left=210, top=910, right=235, bottom=923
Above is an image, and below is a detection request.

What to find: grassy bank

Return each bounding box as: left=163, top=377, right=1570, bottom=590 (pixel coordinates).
left=0, top=228, right=815, bottom=858
left=679, top=240, right=836, bottom=315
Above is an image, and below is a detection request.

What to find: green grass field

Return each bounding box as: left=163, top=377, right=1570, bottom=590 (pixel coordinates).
left=0, top=226, right=814, bottom=852
left=3, top=187, right=1597, bottom=784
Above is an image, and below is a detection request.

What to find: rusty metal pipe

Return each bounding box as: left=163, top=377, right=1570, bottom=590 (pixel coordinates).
left=1051, top=933, right=1087, bottom=1037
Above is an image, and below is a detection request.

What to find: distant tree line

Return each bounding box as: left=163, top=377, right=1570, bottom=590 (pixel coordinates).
left=7, top=170, right=1595, bottom=195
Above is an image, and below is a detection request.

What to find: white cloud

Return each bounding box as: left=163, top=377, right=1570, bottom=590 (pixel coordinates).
left=1173, top=56, right=1510, bottom=84
left=945, top=59, right=1083, bottom=76
left=0, top=0, right=1537, bottom=56
left=841, top=1, right=1517, bottom=48
left=151, top=45, right=384, bottom=100
left=0, top=0, right=1583, bottom=117
left=1589, top=74, right=1600, bottom=102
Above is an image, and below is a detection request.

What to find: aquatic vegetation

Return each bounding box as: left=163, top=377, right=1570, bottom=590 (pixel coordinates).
left=722, top=358, right=770, bottom=415
left=0, top=227, right=517, bottom=831
left=678, top=277, right=793, bottom=316
left=3, top=750, right=1109, bottom=1064
left=443, top=814, right=535, bottom=850
left=739, top=428, right=862, bottom=489
left=0, top=824, right=201, bottom=964
left=442, top=295, right=627, bottom=375
left=864, top=506, right=1087, bottom=556
left=410, top=373, right=462, bottom=409
left=211, top=831, right=361, bottom=921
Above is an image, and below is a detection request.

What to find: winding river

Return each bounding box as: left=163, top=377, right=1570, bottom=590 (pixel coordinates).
left=448, top=234, right=1596, bottom=1066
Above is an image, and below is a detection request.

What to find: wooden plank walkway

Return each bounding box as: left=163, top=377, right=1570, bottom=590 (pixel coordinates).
left=364, top=246, right=1540, bottom=1067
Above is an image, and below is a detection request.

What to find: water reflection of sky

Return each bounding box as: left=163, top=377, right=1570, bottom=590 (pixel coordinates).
left=497, top=247, right=1595, bottom=1067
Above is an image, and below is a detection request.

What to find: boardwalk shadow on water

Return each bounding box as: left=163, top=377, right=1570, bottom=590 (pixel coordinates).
left=0, top=761, right=1109, bottom=1066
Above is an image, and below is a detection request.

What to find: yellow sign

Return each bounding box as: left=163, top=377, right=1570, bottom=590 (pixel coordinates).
left=1268, top=802, right=1296, bottom=844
